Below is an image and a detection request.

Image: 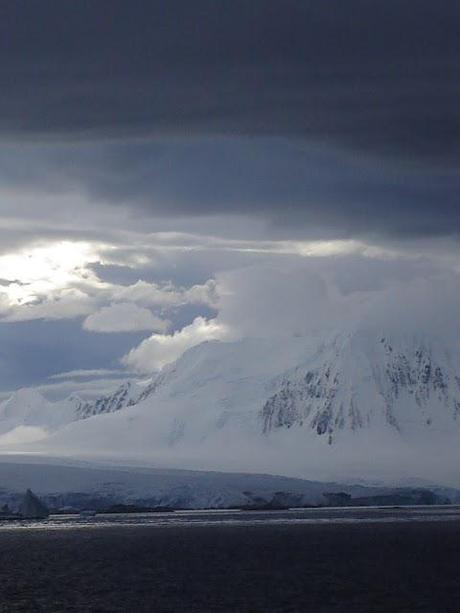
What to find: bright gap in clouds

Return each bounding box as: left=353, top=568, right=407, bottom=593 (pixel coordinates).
left=0, top=230, right=455, bottom=396
left=0, top=241, right=104, bottom=304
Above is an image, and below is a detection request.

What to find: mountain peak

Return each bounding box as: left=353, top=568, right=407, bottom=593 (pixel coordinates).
left=2, top=330, right=460, bottom=485
left=262, top=329, right=460, bottom=443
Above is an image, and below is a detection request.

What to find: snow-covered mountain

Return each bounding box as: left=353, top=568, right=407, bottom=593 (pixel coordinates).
left=262, top=331, right=460, bottom=442
left=2, top=326, right=460, bottom=485
left=0, top=381, right=142, bottom=442
left=0, top=389, right=79, bottom=438
left=74, top=381, right=141, bottom=419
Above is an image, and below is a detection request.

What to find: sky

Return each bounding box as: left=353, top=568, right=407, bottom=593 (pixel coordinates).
left=0, top=0, right=459, bottom=398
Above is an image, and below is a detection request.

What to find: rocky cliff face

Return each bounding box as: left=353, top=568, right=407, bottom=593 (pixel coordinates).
left=261, top=332, right=460, bottom=443
left=75, top=382, right=140, bottom=420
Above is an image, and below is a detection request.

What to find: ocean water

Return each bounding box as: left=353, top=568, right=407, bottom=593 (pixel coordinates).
left=1, top=507, right=460, bottom=611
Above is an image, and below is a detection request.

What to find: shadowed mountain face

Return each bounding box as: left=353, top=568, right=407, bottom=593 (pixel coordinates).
left=261, top=333, right=460, bottom=442
left=75, top=382, right=140, bottom=420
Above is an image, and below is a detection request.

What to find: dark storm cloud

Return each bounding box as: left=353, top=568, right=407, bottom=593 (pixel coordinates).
left=1, top=0, right=459, bottom=163
left=0, top=0, right=459, bottom=242
left=1, top=138, right=459, bottom=240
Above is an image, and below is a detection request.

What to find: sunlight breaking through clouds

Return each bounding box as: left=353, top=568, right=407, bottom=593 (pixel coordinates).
left=0, top=241, right=105, bottom=305
left=0, top=235, right=398, bottom=315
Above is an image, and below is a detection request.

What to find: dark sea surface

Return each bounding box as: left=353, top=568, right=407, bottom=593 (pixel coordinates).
left=1, top=506, right=460, bottom=612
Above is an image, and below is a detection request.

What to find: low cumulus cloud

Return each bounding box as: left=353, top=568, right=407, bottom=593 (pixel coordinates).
left=83, top=302, right=170, bottom=334
left=0, top=239, right=217, bottom=329
left=122, top=257, right=460, bottom=373
left=123, top=316, right=230, bottom=372
left=0, top=288, right=96, bottom=323
left=214, top=264, right=351, bottom=339
left=112, top=279, right=218, bottom=308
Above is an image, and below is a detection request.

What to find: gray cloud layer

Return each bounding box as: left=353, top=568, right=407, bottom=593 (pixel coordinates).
left=1, top=0, right=459, bottom=163
left=1, top=1, right=459, bottom=242
left=1, top=138, right=459, bottom=241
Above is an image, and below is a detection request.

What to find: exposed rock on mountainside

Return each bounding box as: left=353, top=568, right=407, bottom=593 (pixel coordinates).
left=262, top=332, right=460, bottom=443
left=75, top=382, right=140, bottom=419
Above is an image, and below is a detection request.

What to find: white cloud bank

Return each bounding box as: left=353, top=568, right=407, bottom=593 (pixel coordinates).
left=122, top=258, right=460, bottom=373
left=121, top=263, right=355, bottom=373
left=0, top=239, right=217, bottom=330
left=2, top=234, right=460, bottom=384
left=123, top=316, right=230, bottom=371
left=112, top=279, right=218, bottom=308
left=83, top=302, right=170, bottom=333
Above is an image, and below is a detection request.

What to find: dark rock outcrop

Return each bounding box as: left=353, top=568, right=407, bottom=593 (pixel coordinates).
left=19, top=489, right=49, bottom=519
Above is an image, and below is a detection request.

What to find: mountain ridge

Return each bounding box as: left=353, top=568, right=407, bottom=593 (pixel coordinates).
left=2, top=327, right=460, bottom=485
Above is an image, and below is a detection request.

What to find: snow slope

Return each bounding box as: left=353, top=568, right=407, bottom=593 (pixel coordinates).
left=0, top=389, right=79, bottom=443
left=2, top=327, right=460, bottom=485
left=0, top=382, right=143, bottom=443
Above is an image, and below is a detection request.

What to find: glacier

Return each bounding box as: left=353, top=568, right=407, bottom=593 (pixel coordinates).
left=0, top=455, right=456, bottom=511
